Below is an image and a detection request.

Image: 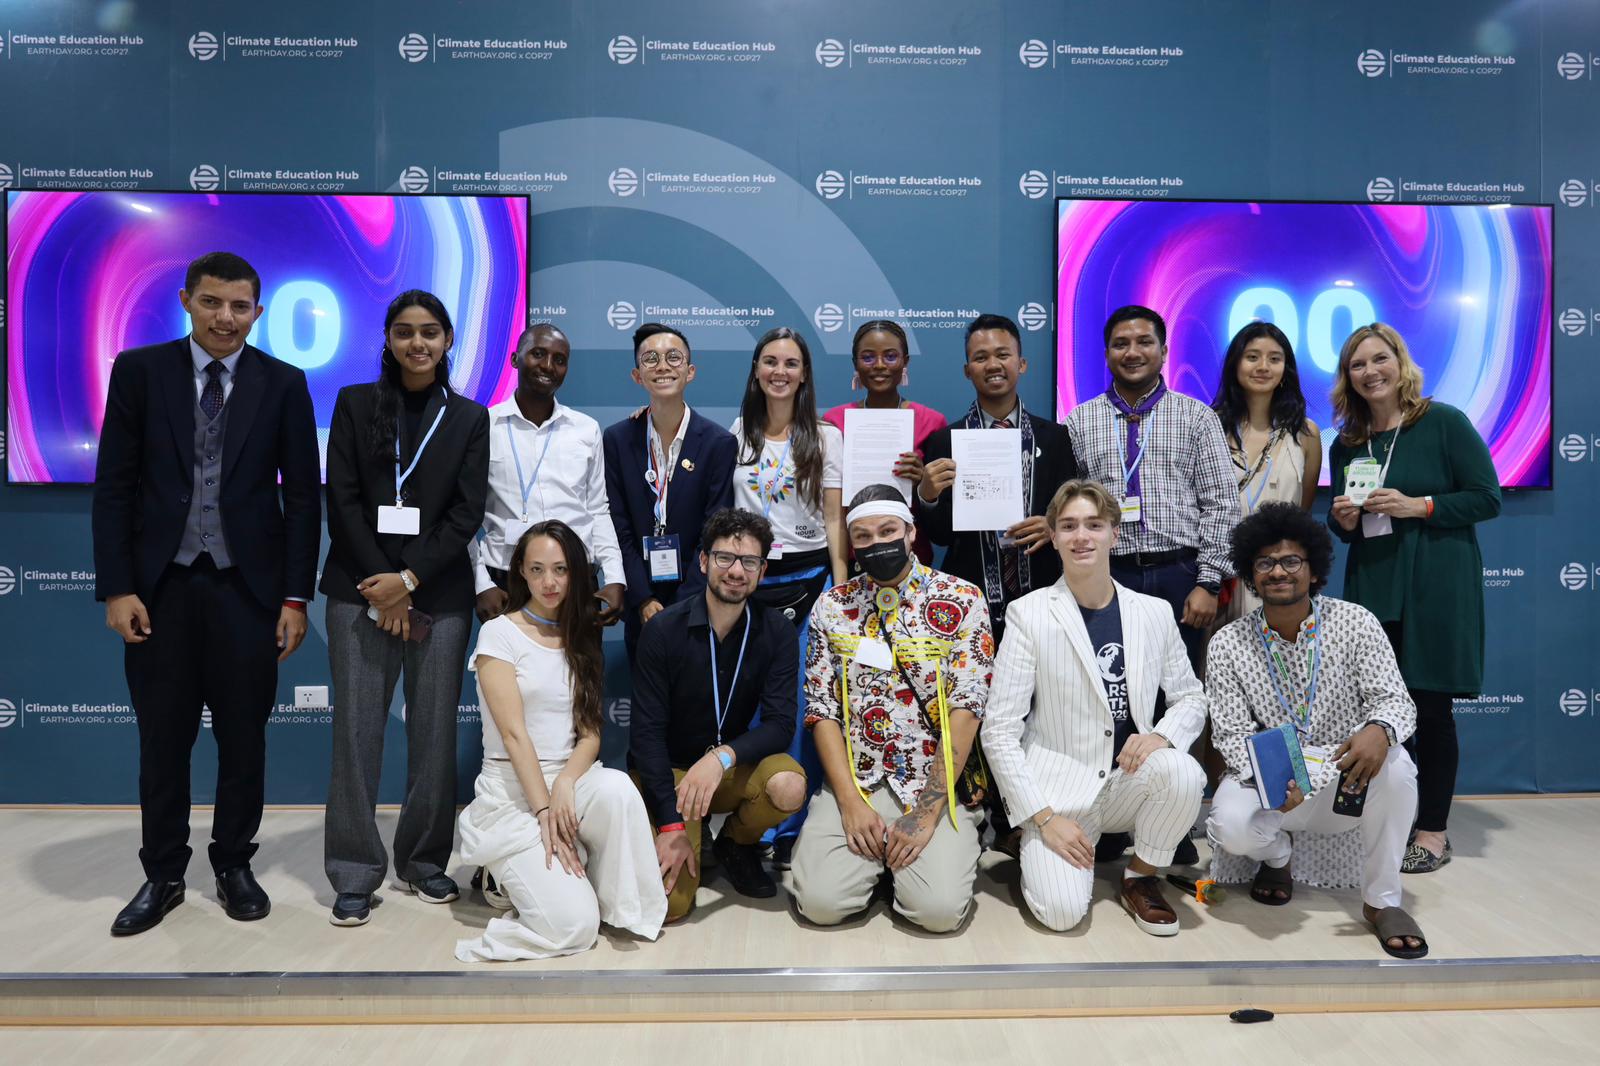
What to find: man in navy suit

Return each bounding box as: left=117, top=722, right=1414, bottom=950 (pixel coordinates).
left=603, top=323, right=736, bottom=659
left=93, top=252, right=321, bottom=936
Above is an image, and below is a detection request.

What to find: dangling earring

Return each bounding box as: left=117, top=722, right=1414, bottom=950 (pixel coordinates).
left=850, top=372, right=862, bottom=391
left=898, top=368, right=910, bottom=388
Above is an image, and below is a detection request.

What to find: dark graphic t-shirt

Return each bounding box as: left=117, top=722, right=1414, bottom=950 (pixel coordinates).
left=1079, top=593, right=1135, bottom=768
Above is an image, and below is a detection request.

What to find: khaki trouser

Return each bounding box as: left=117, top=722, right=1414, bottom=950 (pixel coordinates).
left=790, top=783, right=981, bottom=934
left=635, top=753, right=805, bottom=922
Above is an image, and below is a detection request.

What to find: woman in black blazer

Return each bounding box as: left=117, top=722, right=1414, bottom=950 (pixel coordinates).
left=321, top=290, right=489, bottom=927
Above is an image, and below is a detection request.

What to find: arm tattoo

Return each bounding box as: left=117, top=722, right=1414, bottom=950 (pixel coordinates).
left=897, top=750, right=948, bottom=835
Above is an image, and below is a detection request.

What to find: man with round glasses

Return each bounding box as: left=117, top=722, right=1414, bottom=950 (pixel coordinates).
left=1205, top=502, right=1427, bottom=958
left=628, top=507, right=808, bottom=922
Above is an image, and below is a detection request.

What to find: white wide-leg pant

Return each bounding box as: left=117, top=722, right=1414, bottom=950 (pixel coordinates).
left=1207, top=744, right=1417, bottom=910
left=454, top=759, right=667, bottom=962
left=1021, top=747, right=1204, bottom=932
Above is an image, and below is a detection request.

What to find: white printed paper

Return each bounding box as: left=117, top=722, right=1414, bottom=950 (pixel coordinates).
left=950, top=428, right=1024, bottom=531
left=843, top=407, right=915, bottom=504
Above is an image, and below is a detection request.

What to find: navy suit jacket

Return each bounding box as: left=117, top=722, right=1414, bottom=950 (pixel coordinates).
left=91, top=338, right=322, bottom=610
left=602, top=407, right=736, bottom=613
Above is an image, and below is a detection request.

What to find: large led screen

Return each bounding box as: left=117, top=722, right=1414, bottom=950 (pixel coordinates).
left=1055, top=199, right=1553, bottom=487
left=6, top=190, right=529, bottom=482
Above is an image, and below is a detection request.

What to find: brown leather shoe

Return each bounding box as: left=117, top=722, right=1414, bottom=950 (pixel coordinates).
left=1119, top=875, right=1179, bottom=937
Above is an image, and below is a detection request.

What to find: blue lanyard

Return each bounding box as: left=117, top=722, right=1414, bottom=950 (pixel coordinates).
left=1119, top=432, right=1145, bottom=489
left=520, top=607, right=559, bottom=627
left=507, top=416, right=555, bottom=519
left=394, top=389, right=448, bottom=505
left=643, top=420, right=679, bottom=532
left=1242, top=435, right=1280, bottom=512
left=759, top=435, right=793, bottom=519
left=708, top=604, right=752, bottom=745
left=1254, top=599, right=1321, bottom=736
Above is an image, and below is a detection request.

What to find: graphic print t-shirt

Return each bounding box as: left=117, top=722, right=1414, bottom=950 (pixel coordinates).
left=1079, top=593, right=1134, bottom=769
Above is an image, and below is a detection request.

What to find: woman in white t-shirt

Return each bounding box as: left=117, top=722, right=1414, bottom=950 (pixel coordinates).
left=728, top=326, right=844, bottom=864
left=454, top=520, right=665, bottom=961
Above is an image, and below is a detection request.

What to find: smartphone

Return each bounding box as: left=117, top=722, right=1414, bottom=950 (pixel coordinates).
left=366, top=605, right=434, bottom=642
left=1331, top=770, right=1368, bottom=818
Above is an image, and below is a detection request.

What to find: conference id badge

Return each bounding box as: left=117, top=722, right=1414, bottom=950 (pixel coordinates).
left=1120, top=495, right=1142, bottom=524
left=768, top=540, right=785, bottom=560
left=1301, top=744, right=1333, bottom=776
left=1345, top=458, right=1382, bottom=506
left=644, top=534, right=681, bottom=582
left=377, top=505, right=421, bottom=536
left=854, top=637, right=894, bottom=671
left=1362, top=512, right=1393, bottom=538
left=996, top=530, right=1017, bottom=549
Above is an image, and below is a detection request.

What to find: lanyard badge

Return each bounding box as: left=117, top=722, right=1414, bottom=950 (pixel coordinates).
left=1255, top=600, right=1321, bottom=736
left=380, top=389, right=447, bottom=535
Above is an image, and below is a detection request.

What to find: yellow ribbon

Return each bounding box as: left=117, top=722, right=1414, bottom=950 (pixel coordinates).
left=835, top=638, right=959, bottom=828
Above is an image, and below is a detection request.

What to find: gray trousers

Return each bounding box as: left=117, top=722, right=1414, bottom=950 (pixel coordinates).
left=324, top=597, right=470, bottom=895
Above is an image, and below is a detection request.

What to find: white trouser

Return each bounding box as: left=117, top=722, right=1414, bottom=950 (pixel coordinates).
left=1021, top=747, right=1204, bottom=932
left=1207, top=744, right=1417, bottom=910
left=790, top=783, right=982, bottom=934
left=454, top=759, right=667, bottom=962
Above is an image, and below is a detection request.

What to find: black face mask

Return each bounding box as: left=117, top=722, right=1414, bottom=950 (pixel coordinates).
left=857, top=538, right=911, bottom=583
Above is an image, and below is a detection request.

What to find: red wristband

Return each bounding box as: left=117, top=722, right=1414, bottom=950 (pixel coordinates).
left=1424, top=496, right=1435, bottom=519
left=282, top=600, right=307, bottom=612
left=657, top=822, right=686, bottom=834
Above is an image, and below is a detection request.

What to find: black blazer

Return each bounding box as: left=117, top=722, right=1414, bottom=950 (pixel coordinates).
left=319, top=381, right=489, bottom=614
left=916, top=409, right=1079, bottom=598
left=92, top=338, right=321, bottom=609
left=602, top=408, right=736, bottom=611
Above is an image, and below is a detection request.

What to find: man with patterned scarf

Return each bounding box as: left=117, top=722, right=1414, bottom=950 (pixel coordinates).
left=916, top=313, right=1078, bottom=854
left=790, top=486, right=995, bottom=933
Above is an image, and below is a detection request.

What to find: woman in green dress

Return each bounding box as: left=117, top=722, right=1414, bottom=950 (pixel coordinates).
left=1328, top=323, right=1500, bottom=874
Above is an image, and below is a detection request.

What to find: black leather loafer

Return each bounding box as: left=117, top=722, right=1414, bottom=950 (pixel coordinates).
left=110, top=880, right=185, bottom=937
left=216, top=866, right=271, bottom=921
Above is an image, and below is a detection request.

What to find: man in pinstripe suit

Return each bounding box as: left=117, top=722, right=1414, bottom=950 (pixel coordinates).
left=983, top=480, right=1207, bottom=935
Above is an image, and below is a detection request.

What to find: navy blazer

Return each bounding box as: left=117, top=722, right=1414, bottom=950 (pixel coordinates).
left=92, top=338, right=321, bottom=610
left=602, top=408, right=736, bottom=612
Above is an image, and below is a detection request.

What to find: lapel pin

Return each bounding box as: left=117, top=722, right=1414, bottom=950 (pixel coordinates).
left=681, top=458, right=695, bottom=472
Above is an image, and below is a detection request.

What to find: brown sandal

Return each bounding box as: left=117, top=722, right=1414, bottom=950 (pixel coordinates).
left=1365, top=905, right=1429, bottom=959
left=1249, top=862, right=1292, bottom=905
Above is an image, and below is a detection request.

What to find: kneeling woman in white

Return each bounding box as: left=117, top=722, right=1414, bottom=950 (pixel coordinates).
left=455, top=520, right=666, bottom=961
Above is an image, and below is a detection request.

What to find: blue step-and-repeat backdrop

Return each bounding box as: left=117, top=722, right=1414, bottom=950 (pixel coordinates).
left=1, top=0, right=1597, bottom=802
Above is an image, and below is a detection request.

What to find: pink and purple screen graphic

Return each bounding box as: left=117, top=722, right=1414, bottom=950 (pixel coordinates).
left=6, top=190, right=529, bottom=482
left=1056, top=199, right=1553, bottom=487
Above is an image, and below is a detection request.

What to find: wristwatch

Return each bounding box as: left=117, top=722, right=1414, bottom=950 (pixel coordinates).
left=1197, top=580, right=1221, bottom=595
left=716, top=749, right=734, bottom=772
left=399, top=570, right=417, bottom=593
left=1365, top=720, right=1397, bottom=746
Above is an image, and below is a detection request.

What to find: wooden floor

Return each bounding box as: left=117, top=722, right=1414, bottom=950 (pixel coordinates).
left=0, top=796, right=1591, bottom=974
left=7, top=1010, right=1599, bottom=1066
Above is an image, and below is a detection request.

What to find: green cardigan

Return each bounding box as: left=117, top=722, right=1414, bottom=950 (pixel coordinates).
left=1328, top=402, right=1501, bottom=695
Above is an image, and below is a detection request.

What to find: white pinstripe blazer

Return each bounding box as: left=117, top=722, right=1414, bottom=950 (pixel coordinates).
left=982, top=579, right=1208, bottom=822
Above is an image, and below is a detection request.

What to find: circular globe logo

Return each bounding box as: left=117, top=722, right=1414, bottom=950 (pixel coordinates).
left=1558, top=434, right=1591, bottom=463
left=815, top=39, right=846, bottom=68
left=1556, top=52, right=1587, bottom=81
left=813, top=304, right=845, bottom=333
left=1365, top=177, right=1396, bottom=203
left=1017, top=303, right=1048, bottom=331
left=1559, top=562, right=1591, bottom=591
left=397, top=166, right=430, bottom=194
left=1356, top=48, right=1386, bottom=77
left=1018, top=39, right=1049, bottom=69
left=0, top=566, right=15, bottom=595
left=1559, top=689, right=1590, bottom=716
left=608, top=35, right=638, bottom=64
left=608, top=167, right=639, bottom=197
left=814, top=170, right=846, bottom=200
left=398, top=33, right=429, bottom=63
left=1559, top=308, right=1589, bottom=337
left=1018, top=170, right=1050, bottom=199
left=188, top=31, right=220, bottom=61
left=607, top=301, right=638, bottom=330
left=0, top=163, right=14, bottom=191
left=189, top=164, right=221, bottom=191
left=0, top=699, right=16, bottom=728
left=1559, top=178, right=1590, bottom=208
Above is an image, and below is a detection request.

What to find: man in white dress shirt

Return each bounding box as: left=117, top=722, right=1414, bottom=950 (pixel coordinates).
left=470, top=323, right=625, bottom=624
left=983, top=479, right=1206, bottom=935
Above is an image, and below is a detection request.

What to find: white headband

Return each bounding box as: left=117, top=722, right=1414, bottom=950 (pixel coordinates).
left=846, top=498, right=915, bottom=527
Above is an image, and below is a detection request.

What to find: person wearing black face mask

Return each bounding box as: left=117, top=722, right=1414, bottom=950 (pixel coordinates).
left=789, top=486, right=996, bottom=933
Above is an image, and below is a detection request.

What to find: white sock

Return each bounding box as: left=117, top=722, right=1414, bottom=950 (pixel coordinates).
left=1124, top=865, right=1155, bottom=881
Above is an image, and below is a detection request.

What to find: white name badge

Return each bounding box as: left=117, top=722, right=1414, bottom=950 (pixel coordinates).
left=644, top=534, right=681, bottom=582
left=377, top=505, right=421, bottom=535
left=768, top=540, right=785, bottom=560
left=1120, top=495, right=1142, bottom=524
left=1345, top=458, right=1382, bottom=506
left=854, top=637, right=894, bottom=671
left=1301, top=744, right=1333, bottom=775
left=1361, top=512, right=1393, bottom=538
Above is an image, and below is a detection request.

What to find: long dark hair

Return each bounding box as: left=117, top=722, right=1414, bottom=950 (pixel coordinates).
left=367, top=289, right=455, bottom=460
left=1211, top=321, right=1308, bottom=447
left=505, top=520, right=605, bottom=741
left=737, top=327, right=826, bottom=510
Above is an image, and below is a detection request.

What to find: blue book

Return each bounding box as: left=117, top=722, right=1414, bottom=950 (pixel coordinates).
left=1246, top=723, right=1314, bottom=809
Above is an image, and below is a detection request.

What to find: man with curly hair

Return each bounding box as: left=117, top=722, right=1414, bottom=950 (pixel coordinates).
left=1205, top=502, right=1427, bottom=958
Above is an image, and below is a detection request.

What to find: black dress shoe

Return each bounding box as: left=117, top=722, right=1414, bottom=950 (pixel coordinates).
left=216, top=866, right=271, bottom=921
left=1171, top=835, right=1200, bottom=867
left=110, top=880, right=185, bottom=937
left=713, top=832, right=777, bottom=898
